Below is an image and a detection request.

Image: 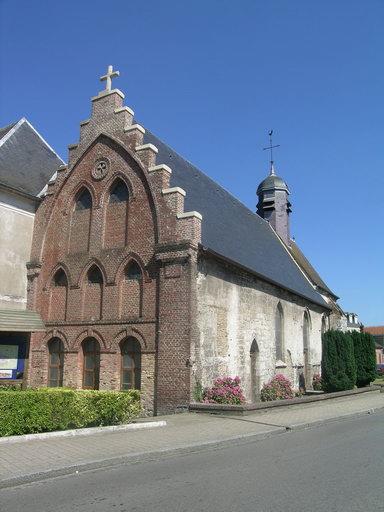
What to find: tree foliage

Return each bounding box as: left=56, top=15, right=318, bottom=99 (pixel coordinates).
left=321, top=330, right=356, bottom=392
left=350, top=331, right=376, bottom=387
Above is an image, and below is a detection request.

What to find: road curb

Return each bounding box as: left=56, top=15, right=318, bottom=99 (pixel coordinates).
left=0, top=420, right=167, bottom=445
left=0, top=426, right=286, bottom=489
left=1, top=407, right=383, bottom=490
left=285, top=405, right=384, bottom=431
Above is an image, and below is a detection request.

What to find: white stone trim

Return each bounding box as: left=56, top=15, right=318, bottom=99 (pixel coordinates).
left=91, top=89, right=125, bottom=101
left=148, top=164, right=172, bottom=174
left=0, top=201, right=35, bottom=218
left=135, top=143, right=158, bottom=154
left=23, top=119, right=65, bottom=164
left=0, top=118, right=25, bottom=148
left=124, top=124, right=145, bottom=134
left=162, top=187, right=186, bottom=197
left=114, top=106, right=134, bottom=116
left=80, top=119, right=90, bottom=126
left=177, top=211, right=202, bottom=221
left=48, top=171, right=58, bottom=184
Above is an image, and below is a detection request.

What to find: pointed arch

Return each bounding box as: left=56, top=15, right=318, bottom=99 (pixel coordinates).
left=49, top=267, right=69, bottom=321
left=120, top=258, right=143, bottom=319
left=67, top=133, right=160, bottom=243
left=250, top=338, right=260, bottom=401
left=77, top=258, right=108, bottom=287
left=104, top=177, right=131, bottom=249
left=321, top=314, right=328, bottom=336
left=275, top=302, right=285, bottom=362
left=302, top=309, right=312, bottom=391
left=303, top=310, right=311, bottom=351
left=69, top=184, right=94, bottom=253
left=82, top=263, right=104, bottom=321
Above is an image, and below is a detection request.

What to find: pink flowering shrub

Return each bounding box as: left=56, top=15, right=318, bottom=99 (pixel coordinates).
left=260, top=374, right=294, bottom=402
left=312, top=373, right=323, bottom=391
left=203, top=376, right=245, bottom=405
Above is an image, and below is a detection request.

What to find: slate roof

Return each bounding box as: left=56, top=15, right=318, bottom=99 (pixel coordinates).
left=0, top=118, right=64, bottom=197
left=144, top=130, right=330, bottom=309
left=288, top=241, right=338, bottom=299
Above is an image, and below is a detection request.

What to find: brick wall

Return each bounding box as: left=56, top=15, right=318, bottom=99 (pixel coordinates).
left=27, top=88, right=202, bottom=415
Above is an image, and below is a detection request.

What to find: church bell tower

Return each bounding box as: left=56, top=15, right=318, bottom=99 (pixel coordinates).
left=256, top=131, right=292, bottom=246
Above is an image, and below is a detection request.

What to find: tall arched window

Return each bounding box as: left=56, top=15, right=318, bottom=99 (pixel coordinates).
left=120, top=260, right=143, bottom=318
left=48, top=338, right=64, bottom=387
left=104, top=179, right=129, bottom=248
left=83, top=265, right=103, bottom=320
left=250, top=339, right=260, bottom=402
left=321, top=315, right=327, bottom=336
left=50, top=268, right=68, bottom=321
left=302, top=311, right=311, bottom=390
left=121, top=337, right=141, bottom=390
left=70, top=187, right=92, bottom=253
left=82, top=338, right=100, bottom=390
left=303, top=311, right=310, bottom=352
left=275, top=303, right=285, bottom=362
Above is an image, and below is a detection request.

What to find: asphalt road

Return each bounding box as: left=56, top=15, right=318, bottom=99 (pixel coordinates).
left=2, top=411, right=384, bottom=512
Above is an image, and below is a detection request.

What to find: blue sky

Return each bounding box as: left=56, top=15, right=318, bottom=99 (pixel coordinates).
left=0, top=0, right=383, bottom=324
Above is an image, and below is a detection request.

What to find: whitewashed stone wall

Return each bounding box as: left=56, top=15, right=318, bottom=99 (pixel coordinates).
left=0, top=198, right=35, bottom=310
left=193, top=256, right=327, bottom=402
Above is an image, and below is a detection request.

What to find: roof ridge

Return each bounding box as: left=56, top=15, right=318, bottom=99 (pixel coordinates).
left=144, top=128, right=269, bottom=227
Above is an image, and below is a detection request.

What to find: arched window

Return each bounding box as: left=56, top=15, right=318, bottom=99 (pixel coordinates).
left=48, top=338, right=64, bottom=387
left=302, top=311, right=311, bottom=390
left=250, top=339, right=260, bottom=401
left=109, top=180, right=129, bottom=203
left=83, top=265, right=103, bottom=320
left=303, top=311, right=310, bottom=352
left=87, top=265, right=103, bottom=284
left=82, top=338, right=100, bottom=389
left=50, top=269, right=68, bottom=321
left=121, top=337, right=141, bottom=390
left=104, top=179, right=129, bottom=248
left=321, top=315, right=327, bottom=336
left=275, top=303, right=284, bottom=362
left=120, top=261, right=143, bottom=318
left=70, top=187, right=92, bottom=253
left=126, top=261, right=142, bottom=280
left=75, top=188, right=92, bottom=210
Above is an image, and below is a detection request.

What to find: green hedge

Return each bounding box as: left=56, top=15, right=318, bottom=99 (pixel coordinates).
left=0, top=388, right=141, bottom=437
left=321, top=330, right=356, bottom=392
left=350, top=331, right=377, bottom=387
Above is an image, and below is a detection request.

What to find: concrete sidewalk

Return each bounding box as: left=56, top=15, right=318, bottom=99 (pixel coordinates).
left=1, top=390, right=383, bottom=488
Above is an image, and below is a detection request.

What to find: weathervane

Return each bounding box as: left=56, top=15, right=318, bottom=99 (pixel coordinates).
left=100, top=65, right=120, bottom=92
left=263, top=130, right=280, bottom=175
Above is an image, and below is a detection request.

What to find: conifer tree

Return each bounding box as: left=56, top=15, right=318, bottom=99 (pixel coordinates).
left=350, top=331, right=376, bottom=387
left=321, top=330, right=356, bottom=392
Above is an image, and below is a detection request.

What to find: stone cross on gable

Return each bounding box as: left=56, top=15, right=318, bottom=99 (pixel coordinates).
left=100, top=65, right=120, bottom=92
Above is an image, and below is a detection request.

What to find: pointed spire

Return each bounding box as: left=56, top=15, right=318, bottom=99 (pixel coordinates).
left=270, top=162, right=276, bottom=176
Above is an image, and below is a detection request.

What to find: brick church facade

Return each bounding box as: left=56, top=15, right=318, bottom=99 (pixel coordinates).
left=27, top=67, right=340, bottom=414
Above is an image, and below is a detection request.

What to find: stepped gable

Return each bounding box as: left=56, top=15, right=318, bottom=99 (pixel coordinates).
left=0, top=118, right=64, bottom=197
left=143, top=129, right=330, bottom=309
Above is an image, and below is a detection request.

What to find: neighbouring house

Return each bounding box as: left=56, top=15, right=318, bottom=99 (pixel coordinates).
left=344, top=312, right=363, bottom=332
left=364, top=326, right=384, bottom=364
left=22, top=66, right=351, bottom=414
left=0, top=118, right=63, bottom=386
